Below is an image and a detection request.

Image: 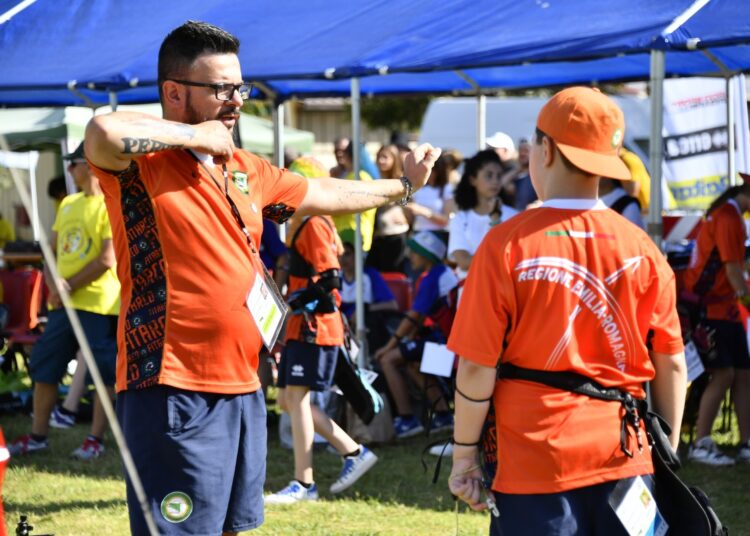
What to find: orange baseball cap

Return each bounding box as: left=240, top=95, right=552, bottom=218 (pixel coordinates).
left=537, top=87, right=631, bottom=181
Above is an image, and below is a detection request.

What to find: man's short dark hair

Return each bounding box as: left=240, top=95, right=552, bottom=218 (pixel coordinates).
left=158, top=21, right=240, bottom=101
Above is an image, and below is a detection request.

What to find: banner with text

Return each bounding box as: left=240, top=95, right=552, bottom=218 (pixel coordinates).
left=662, top=75, right=750, bottom=211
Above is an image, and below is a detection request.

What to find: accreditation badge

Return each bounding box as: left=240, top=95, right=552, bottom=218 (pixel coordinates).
left=246, top=252, right=288, bottom=350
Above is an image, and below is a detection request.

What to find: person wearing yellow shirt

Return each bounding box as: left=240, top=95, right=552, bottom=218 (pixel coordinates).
left=0, top=213, right=15, bottom=249
left=620, top=147, right=651, bottom=213
left=9, top=141, right=120, bottom=460
left=331, top=142, right=377, bottom=251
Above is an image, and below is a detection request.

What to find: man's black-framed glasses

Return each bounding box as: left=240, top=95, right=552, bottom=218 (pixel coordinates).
left=168, top=79, right=252, bottom=101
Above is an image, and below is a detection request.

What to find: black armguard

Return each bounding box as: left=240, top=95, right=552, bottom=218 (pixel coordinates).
left=317, top=269, right=341, bottom=291
left=288, top=269, right=341, bottom=312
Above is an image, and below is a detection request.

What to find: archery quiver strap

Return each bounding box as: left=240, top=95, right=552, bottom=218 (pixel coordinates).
left=494, top=362, right=727, bottom=536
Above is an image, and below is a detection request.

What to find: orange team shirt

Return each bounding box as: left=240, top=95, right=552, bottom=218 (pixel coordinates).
left=285, top=216, right=344, bottom=346
left=90, top=149, right=308, bottom=394
left=682, top=200, right=746, bottom=322
left=447, top=199, right=684, bottom=494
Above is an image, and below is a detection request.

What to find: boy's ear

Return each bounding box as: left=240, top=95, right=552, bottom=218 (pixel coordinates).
left=542, top=136, right=555, bottom=168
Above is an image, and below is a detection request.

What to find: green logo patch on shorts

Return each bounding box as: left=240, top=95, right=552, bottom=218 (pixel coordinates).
left=161, top=491, right=193, bottom=523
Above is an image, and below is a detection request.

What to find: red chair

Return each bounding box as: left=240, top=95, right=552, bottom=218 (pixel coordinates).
left=380, top=272, right=413, bottom=312
left=0, top=268, right=44, bottom=369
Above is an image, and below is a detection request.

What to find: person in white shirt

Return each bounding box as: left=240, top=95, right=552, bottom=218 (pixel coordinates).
left=449, top=150, right=519, bottom=279
left=406, top=154, right=453, bottom=240
left=599, top=178, right=645, bottom=229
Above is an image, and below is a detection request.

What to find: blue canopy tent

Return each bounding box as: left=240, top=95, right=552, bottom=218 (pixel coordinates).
left=0, top=0, right=726, bottom=106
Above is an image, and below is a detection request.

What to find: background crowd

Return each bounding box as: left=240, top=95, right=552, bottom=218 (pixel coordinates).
left=1, top=123, right=748, bottom=518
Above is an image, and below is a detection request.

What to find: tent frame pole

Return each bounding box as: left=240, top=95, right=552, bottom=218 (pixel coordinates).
left=648, top=50, right=665, bottom=248
left=727, top=77, right=737, bottom=186
left=454, top=70, right=486, bottom=150
left=66, top=83, right=95, bottom=108
left=477, top=94, right=487, bottom=150
left=273, top=100, right=287, bottom=242
left=29, top=151, right=40, bottom=241
left=273, top=100, right=285, bottom=169
left=108, top=90, right=118, bottom=111
left=351, top=77, right=367, bottom=367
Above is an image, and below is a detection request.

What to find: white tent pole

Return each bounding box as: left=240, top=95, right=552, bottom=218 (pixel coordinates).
left=477, top=94, right=486, bottom=150
left=29, top=151, right=40, bottom=241
left=273, top=100, right=285, bottom=168
left=273, top=100, right=287, bottom=241
left=351, top=77, right=367, bottom=366
left=648, top=50, right=665, bottom=248
left=727, top=76, right=737, bottom=185
left=108, top=91, right=118, bottom=111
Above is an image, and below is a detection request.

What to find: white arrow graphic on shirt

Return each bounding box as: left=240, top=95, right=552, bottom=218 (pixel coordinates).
left=514, top=257, right=638, bottom=371
left=546, top=304, right=583, bottom=370
left=604, top=256, right=643, bottom=286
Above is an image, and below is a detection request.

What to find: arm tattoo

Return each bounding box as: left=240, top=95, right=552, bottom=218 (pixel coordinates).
left=336, top=187, right=392, bottom=209
left=120, top=121, right=195, bottom=155
left=121, top=137, right=183, bottom=154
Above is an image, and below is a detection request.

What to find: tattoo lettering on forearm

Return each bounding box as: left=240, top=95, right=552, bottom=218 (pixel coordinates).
left=335, top=187, right=393, bottom=209
left=121, top=138, right=183, bottom=154
left=120, top=120, right=196, bottom=155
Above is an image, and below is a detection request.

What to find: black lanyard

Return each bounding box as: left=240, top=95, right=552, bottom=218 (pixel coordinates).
left=186, top=150, right=256, bottom=251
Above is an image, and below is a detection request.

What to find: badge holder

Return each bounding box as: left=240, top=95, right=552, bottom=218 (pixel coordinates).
left=608, top=475, right=668, bottom=536
left=188, top=151, right=289, bottom=350
left=247, top=250, right=288, bottom=350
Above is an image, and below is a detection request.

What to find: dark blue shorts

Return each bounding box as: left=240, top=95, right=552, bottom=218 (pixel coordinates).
left=277, top=340, right=338, bottom=391
left=490, top=476, right=654, bottom=536
left=116, top=386, right=267, bottom=535
left=29, top=309, right=117, bottom=385
left=705, top=319, right=750, bottom=369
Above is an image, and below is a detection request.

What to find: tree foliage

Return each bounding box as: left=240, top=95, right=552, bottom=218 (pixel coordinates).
left=359, top=95, right=431, bottom=132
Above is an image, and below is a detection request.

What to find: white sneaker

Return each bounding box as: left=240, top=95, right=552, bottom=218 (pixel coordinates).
left=737, top=440, right=750, bottom=463
left=264, top=481, right=319, bottom=505
left=330, top=446, right=378, bottom=494
left=49, top=406, right=76, bottom=429
left=688, top=437, right=735, bottom=466
left=428, top=442, right=453, bottom=457
left=71, top=436, right=105, bottom=460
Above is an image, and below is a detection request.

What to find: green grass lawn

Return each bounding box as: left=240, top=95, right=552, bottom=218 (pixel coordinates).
left=2, top=408, right=749, bottom=536
left=2, top=410, right=490, bottom=535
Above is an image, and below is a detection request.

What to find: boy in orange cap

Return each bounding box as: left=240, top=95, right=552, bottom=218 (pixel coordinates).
left=447, top=87, right=687, bottom=535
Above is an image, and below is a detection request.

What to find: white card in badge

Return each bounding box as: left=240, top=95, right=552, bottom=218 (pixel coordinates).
left=246, top=269, right=288, bottom=350
left=609, top=476, right=668, bottom=536
left=684, top=340, right=705, bottom=382
left=348, top=338, right=360, bottom=362
left=419, top=342, right=455, bottom=378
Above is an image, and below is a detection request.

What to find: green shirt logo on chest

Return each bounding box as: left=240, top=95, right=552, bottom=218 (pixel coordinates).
left=232, top=171, right=249, bottom=195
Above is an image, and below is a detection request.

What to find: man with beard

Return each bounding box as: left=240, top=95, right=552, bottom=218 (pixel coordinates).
left=85, top=21, right=439, bottom=536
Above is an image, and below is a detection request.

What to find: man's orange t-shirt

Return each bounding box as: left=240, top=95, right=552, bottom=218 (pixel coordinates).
left=284, top=216, right=344, bottom=346
left=91, top=149, right=308, bottom=394
left=682, top=200, right=746, bottom=322
left=448, top=199, right=684, bottom=494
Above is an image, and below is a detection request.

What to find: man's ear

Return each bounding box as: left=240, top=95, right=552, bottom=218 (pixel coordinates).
left=161, top=80, right=183, bottom=108
left=542, top=136, right=555, bottom=168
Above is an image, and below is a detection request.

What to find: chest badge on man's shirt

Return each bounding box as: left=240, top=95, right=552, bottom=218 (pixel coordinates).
left=232, top=171, right=249, bottom=195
